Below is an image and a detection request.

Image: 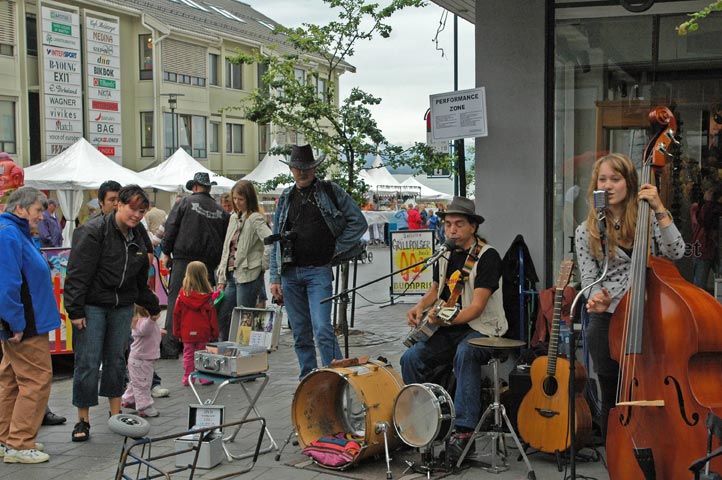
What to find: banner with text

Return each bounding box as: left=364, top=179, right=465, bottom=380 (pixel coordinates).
left=40, top=4, right=82, bottom=159
left=390, top=229, right=435, bottom=296
left=85, top=13, right=122, bottom=163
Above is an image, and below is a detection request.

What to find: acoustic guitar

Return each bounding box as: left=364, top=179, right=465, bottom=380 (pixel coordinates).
left=517, top=259, right=592, bottom=453
left=403, top=271, right=461, bottom=348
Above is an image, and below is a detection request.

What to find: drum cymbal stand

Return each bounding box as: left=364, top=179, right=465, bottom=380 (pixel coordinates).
left=375, top=422, right=393, bottom=479
left=456, top=353, right=536, bottom=479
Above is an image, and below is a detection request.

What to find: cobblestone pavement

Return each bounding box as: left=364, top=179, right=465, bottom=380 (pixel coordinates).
left=1, top=246, right=609, bottom=479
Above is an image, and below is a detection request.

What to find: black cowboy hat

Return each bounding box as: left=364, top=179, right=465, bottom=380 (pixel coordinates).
left=437, top=196, right=485, bottom=225
left=280, top=144, right=325, bottom=170
left=185, top=171, right=217, bottom=191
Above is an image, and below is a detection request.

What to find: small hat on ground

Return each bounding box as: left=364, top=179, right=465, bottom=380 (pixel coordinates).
left=437, top=196, right=485, bottom=225
left=185, top=172, right=217, bottom=191
left=281, top=144, right=325, bottom=170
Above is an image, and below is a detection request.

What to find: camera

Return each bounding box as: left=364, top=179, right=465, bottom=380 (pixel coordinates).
left=264, top=231, right=298, bottom=266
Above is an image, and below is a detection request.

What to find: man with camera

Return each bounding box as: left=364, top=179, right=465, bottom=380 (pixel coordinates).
left=269, top=145, right=367, bottom=379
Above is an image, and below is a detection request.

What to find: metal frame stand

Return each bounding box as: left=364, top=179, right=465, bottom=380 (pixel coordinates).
left=455, top=355, right=536, bottom=479
left=189, top=371, right=278, bottom=462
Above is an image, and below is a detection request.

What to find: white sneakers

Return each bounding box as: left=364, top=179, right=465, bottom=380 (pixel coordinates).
left=151, top=385, right=170, bottom=398
left=3, top=448, right=49, bottom=464
left=0, top=442, right=44, bottom=457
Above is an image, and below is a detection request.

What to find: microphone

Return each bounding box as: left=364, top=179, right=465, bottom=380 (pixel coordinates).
left=593, top=190, right=608, bottom=255
left=424, top=238, right=457, bottom=266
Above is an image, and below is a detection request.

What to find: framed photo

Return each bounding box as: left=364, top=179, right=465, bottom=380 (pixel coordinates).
left=228, top=307, right=282, bottom=351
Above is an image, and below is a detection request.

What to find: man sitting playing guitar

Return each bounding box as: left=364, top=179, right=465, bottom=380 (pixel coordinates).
left=401, top=196, right=508, bottom=463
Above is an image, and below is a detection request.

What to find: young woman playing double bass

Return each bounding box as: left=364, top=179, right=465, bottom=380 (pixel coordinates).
left=574, top=153, right=685, bottom=439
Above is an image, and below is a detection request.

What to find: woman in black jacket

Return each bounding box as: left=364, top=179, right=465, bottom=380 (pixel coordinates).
left=64, top=185, right=160, bottom=442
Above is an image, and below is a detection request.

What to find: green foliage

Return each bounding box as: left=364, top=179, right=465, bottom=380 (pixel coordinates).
left=229, top=0, right=437, bottom=199
left=676, top=1, right=722, bottom=35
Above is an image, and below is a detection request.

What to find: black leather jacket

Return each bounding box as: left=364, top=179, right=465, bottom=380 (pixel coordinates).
left=64, top=213, right=160, bottom=320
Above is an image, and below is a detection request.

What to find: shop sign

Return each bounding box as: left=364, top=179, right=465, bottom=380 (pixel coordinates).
left=89, top=110, right=120, bottom=124
left=41, top=4, right=82, bottom=160
left=88, top=86, right=121, bottom=102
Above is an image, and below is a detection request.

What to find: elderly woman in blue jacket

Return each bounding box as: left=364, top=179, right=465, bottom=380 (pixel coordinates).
left=0, top=187, right=60, bottom=464
left=269, top=145, right=367, bottom=378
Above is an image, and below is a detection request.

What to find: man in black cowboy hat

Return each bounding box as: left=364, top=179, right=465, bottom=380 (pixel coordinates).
left=269, top=145, right=367, bottom=379
left=400, top=196, right=508, bottom=463
left=161, top=172, right=229, bottom=357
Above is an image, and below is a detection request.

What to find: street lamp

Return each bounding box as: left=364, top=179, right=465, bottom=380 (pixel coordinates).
left=161, top=93, right=184, bottom=157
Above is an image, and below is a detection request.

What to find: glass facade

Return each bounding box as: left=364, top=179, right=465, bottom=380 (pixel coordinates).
left=553, top=6, right=722, bottom=286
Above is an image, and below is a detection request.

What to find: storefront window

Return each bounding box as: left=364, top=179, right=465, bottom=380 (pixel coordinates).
left=553, top=7, right=722, bottom=286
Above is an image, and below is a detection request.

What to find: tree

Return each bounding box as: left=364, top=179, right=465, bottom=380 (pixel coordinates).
left=230, top=0, right=451, bottom=343
left=676, top=1, right=722, bottom=34
left=230, top=0, right=449, bottom=202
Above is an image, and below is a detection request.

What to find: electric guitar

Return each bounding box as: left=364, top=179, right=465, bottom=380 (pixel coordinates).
left=517, top=259, right=592, bottom=453
left=403, top=271, right=461, bottom=348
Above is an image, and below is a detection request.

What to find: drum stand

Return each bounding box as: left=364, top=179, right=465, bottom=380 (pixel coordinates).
left=456, top=354, right=536, bottom=479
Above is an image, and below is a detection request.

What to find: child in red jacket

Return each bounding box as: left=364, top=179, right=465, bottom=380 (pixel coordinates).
left=173, top=261, right=220, bottom=386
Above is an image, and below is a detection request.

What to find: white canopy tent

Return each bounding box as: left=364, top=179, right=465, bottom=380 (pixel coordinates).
left=365, top=155, right=402, bottom=193
left=24, top=138, right=152, bottom=247
left=243, top=148, right=292, bottom=196
left=401, top=176, right=453, bottom=201
left=363, top=155, right=420, bottom=196
left=138, top=148, right=235, bottom=193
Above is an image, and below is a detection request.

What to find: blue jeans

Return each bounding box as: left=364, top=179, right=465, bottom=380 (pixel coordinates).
left=400, top=326, right=490, bottom=430
left=217, top=272, right=266, bottom=341
left=692, top=258, right=714, bottom=290
left=281, top=265, right=341, bottom=379
left=72, top=304, right=133, bottom=407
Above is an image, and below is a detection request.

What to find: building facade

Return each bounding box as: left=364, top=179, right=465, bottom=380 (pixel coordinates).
left=433, top=0, right=721, bottom=287
left=0, top=0, right=346, bottom=175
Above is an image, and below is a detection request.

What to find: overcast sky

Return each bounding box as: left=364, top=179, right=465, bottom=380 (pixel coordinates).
left=242, top=0, right=475, bottom=147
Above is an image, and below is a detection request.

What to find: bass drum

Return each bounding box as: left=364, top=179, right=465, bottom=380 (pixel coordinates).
left=393, top=383, right=455, bottom=448
left=292, top=359, right=404, bottom=465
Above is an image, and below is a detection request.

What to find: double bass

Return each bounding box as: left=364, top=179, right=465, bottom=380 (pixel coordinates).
left=607, top=107, right=722, bottom=479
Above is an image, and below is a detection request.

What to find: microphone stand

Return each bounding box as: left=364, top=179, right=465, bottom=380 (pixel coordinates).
left=321, top=250, right=447, bottom=306
left=568, top=223, right=609, bottom=479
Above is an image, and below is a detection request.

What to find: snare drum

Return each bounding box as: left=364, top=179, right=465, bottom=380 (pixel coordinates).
left=393, top=383, right=455, bottom=448
left=292, top=359, right=404, bottom=465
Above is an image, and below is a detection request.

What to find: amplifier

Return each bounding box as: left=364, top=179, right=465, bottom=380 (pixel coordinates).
left=501, top=365, right=532, bottom=432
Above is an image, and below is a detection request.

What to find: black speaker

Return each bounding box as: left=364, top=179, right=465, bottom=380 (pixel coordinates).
left=502, top=366, right=532, bottom=432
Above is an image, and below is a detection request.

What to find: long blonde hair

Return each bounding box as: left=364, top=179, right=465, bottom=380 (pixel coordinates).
left=182, top=261, right=213, bottom=295
left=584, top=153, right=639, bottom=259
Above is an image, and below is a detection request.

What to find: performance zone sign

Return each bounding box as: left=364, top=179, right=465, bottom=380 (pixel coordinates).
left=390, top=230, right=436, bottom=296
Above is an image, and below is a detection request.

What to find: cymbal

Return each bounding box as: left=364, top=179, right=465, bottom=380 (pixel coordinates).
left=468, top=337, right=526, bottom=349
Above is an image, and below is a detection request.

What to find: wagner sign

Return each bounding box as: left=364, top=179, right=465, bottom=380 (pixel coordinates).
left=390, top=230, right=435, bottom=296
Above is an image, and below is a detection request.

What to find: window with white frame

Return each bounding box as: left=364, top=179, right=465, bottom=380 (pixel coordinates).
left=226, top=123, right=243, bottom=154
left=139, top=34, right=153, bottom=80
left=317, top=77, right=327, bottom=101
left=294, top=68, right=305, bottom=85
left=0, top=100, right=16, bottom=153
left=226, top=59, right=242, bottom=90
left=209, top=53, right=219, bottom=86
left=209, top=121, right=220, bottom=152
left=140, top=112, right=154, bottom=157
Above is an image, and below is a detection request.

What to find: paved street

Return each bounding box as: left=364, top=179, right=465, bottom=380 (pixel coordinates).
left=1, top=245, right=609, bottom=480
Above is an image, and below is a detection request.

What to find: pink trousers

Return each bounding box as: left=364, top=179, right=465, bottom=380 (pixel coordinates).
left=122, top=356, right=154, bottom=411
left=182, top=342, right=206, bottom=386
